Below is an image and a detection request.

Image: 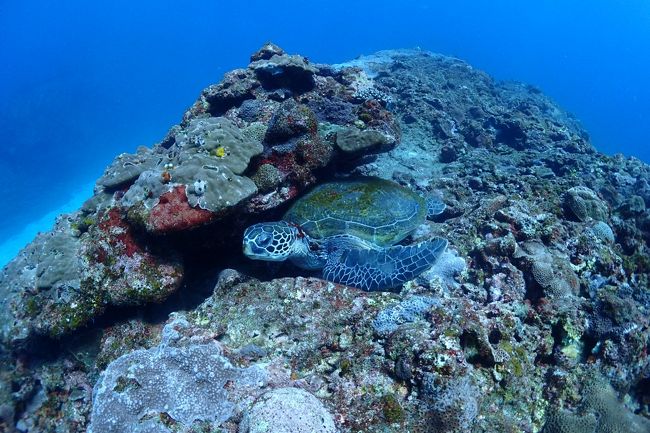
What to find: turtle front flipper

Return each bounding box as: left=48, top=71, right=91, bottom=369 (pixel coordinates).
left=425, top=196, right=446, bottom=219
left=322, top=238, right=448, bottom=292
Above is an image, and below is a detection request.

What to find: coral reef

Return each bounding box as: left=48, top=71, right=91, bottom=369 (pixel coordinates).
left=0, top=209, right=183, bottom=346
left=2, top=44, right=650, bottom=433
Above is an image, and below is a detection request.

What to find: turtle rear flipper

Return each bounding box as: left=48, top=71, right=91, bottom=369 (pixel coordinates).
left=323, top=238, right=448, bottom=292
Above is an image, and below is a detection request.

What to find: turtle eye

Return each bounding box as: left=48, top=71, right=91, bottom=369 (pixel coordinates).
left=256, top=231, right=272, bottom=247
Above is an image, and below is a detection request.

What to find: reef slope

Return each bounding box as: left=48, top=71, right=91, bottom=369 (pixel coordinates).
left=1, top=44, right=650, bottom=433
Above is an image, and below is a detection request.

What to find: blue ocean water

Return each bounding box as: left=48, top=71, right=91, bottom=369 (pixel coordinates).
left=1, top=0, right=649, bottom=266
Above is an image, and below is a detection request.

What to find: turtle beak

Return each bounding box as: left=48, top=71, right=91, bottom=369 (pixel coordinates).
left=242, top=241, right=254, bottom=257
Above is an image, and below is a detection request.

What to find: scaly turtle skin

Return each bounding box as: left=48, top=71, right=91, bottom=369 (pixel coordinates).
left=243, top=177, right=447, bottom=292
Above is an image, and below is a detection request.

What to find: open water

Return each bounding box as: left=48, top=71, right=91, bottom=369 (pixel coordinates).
left=1, top=0, right=649, bottom=266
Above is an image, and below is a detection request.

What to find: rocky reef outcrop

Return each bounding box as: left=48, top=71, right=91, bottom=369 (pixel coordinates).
left=1, top=44, right=650, bottom=433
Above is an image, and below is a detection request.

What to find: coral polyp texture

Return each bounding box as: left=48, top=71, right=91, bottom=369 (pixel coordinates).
left=88, top=317, right=268, bottom=433
left=2, top=44, right=650, bottom=433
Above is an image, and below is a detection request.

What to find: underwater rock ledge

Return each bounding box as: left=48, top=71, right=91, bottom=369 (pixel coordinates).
left=1, top=43, right=650, bottom=433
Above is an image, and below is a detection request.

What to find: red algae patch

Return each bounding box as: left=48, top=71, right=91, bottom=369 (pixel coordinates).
left=149, top=186, right=217, bottom=234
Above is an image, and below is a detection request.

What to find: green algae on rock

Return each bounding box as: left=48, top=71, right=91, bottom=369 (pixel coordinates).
left=0, top=208, right=184, bottom=346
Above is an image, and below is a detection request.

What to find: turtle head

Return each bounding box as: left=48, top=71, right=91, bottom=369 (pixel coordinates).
left=243, top=222, right=303, bottom=262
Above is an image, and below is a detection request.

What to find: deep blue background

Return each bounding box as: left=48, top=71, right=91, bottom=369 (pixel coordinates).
left=1, top=0, right=649, bottom=245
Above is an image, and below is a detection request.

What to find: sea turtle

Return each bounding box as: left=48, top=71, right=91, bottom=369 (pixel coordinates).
left=242, top=177, right=448, bottom=292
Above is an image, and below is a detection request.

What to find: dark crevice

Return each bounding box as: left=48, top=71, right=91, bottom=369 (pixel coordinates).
left=494, top=121, right=527, bottom=150
left=460, top=330, right=495, bottom=368
left=580, top=333, right=599, bottom=360
left=631, top=377, right=650, bottom=413
left=207, top=94, right=255, bottom=117
left=488, top=328, right=502, bottom=345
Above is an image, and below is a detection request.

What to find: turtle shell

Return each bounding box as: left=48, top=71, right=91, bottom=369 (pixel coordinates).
left=284, top=177, right=426, bottom=247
